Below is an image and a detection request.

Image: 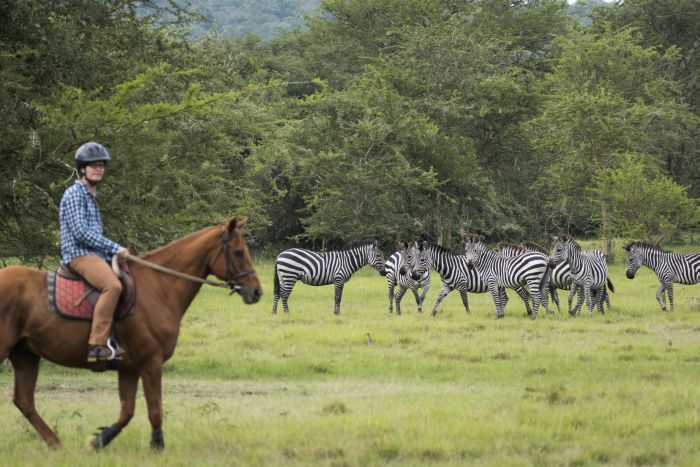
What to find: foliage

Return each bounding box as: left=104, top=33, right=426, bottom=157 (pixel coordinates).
left=590, top=153, right=699, bottom=241
left=1, top=0, right=699, bottom=260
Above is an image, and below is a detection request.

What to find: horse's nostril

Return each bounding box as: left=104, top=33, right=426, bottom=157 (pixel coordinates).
left=254, top=288, right=262, bottom=298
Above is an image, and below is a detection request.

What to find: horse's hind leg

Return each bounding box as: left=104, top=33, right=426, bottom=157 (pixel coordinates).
left=90, top=370, right=139, bottom=449
left=9, top=350, right=61, bottom=447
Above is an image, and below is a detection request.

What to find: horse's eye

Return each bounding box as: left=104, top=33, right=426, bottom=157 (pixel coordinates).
left=234, top=250, right=244, bottom=259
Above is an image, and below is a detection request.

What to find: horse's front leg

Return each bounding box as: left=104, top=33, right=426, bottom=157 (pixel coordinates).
left=141, top=359, right=165, bottom=450
left=91, top=370, right=139, bottom=449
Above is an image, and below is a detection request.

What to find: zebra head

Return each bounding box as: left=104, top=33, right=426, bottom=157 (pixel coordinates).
left=409, top=241, right=430, bottom=280
left=368, top=240, right=387, bottom=276
left=550, top=235, right=577, bottom=266
left=397, top=241, right=414, bottom=276
left=623, top=243, right=642, bottom=279
left=463, top=235, right=485, bottom=270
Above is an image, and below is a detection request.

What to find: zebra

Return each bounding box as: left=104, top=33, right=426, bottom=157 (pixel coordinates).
left=624, top=242, right=700, bottom=312
left=550, top=235, right=611, bottom=317
left=463, top=235, right=549, bottom=319
left=384, top=241, right=431, bottom=314
left=496, top=241, right=613, bottom=314
left=495, top=242, right=555, bottom=315
left=410, top=241, right=535, bottom=318
left=272, top=240, right=386, bottom=315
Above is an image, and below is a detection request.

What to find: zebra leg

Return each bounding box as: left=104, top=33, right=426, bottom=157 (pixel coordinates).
left=417, top=284, right=429, bottom=313
left=527, top=281, right=542, bottom=320
left=656, top=284, right=667, bottom=311
left=388, top=282, right=395, bottom=314
left=585, top=284, right=594, bottom=317
left=667, top=284, right=675, bottom=312
left=457, top=288, right=470, bottom=314
left=596, top=286, right=605, bottom=315
left=279, top=280, right=296, bottom=314
left=410, top=288, right=421, bottom=312
left=603, top=287, right=611, bottom=312
left=489, top=284, right=504, bottom=319
left=514, top=287, right=532, bottom=317
left=551, top=288, right=561, bottom=312
left=272, top=293, right=280, bottom=314
left=573, top=287, right=585, bottom=317
left=395, top=286, right=408, bottom=315
left=333, top=280, right=345, bottom=315
left=431, top=286, right=452, bottom=316
left=567, top=287, right=575, bottom=315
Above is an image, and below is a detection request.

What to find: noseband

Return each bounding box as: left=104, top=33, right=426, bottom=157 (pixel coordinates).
left=220, top=229, right=256, bottom=293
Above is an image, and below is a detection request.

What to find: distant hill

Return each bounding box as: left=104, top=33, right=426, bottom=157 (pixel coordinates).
left=172, top=0, right=321, bottom=38
left=567, top=0, right=612, bottom=26
left=162, top=0, right=610, bottom=39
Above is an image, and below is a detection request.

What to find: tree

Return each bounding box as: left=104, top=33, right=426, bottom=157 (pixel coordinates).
left=590, top=153, right=699, bottom=241
left=526, top=27, right=697, bottom=246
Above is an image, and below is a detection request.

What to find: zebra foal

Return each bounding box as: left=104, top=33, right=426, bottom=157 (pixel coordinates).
left=624, top=242, right=700, bottom=312
left=272, top=240, right=386, bottom=315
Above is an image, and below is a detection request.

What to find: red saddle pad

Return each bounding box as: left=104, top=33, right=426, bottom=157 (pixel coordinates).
left=47, top=262, right=136, bottom=321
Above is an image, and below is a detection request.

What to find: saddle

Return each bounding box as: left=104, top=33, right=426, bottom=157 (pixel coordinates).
left=46, top=259, right=137, bottom=321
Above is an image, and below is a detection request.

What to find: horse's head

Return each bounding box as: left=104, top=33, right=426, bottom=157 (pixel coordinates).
left=212, top=217, right=262, bottom=304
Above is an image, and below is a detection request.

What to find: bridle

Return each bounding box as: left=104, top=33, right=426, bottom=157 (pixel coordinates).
left=218, top=228, right=256, bottom=292
left=124, top=226, right=256, bottom=293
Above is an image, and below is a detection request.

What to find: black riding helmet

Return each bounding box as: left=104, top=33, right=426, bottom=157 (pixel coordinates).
left=75, top=142, right=110, bottom=172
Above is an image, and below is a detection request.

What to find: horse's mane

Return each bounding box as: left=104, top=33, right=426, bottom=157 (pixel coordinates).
left=521, top=241, right=549, bottom=255
left=140, top=225, right=217, bottom=260
left=624, top=241, right=668, bottom=253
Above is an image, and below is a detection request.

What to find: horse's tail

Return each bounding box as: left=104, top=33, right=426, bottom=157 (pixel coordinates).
left=607, top=277, right=615, bottom=293
left=273, top=261, right=280, bottom=297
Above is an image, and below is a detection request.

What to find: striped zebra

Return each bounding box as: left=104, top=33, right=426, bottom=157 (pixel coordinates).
left=550, top=235, right=612, bottom=317
left=495, top=242, right=555, bottom=314
left=463, top=235, right=549, bottom=319
left=412, top=241, right=535, bottom=317
left=624, top=242, right=700, bottom=312
left=272, top=240, right=386, bottom=315
left=384, top=241, right=430, bottom=314
left=496, top=241, right=614, bottom=314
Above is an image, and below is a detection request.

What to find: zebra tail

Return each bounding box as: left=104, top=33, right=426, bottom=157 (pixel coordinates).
left=607, top=277, right=615, bottom=293
left=274, top=262, right=280, bottom=296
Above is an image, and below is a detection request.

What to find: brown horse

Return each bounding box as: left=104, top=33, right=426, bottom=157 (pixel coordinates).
left=0, top=216, right=262, bottom=450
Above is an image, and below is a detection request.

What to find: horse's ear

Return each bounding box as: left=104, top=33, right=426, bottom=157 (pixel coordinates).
left=228, top=216, right=248, bottom=234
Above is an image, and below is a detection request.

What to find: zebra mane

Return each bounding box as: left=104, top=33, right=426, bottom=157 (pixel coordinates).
left=427, top=243, right=460, bottom=256
left=340, top=240, right=377, bottom=252
left=496, top=241, right=525, bottom=253
left=521, top=241, right=549, bottom=255
left=623, top=241, right=667, bottom=253
left=557, top=234, right=581, bottom=252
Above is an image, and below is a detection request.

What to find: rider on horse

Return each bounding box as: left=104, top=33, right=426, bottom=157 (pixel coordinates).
left=59, top=142, right=130, bottom=362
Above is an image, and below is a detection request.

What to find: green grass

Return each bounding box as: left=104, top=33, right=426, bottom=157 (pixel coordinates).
left=1, top=251, right=700, bottom=466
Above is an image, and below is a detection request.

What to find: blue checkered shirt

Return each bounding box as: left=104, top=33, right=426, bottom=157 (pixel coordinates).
left=59, top=180, right=120, bottom=264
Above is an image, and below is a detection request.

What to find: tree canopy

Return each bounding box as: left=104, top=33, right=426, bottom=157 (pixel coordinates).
left=1, top=0, right=698, bottom=261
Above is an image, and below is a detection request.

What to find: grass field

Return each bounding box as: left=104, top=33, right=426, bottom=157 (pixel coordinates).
left=1, top=243, right=699, bottom=466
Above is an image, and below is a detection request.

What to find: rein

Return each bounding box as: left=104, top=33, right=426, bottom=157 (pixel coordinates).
left=124, top=229, right=256, bottom=293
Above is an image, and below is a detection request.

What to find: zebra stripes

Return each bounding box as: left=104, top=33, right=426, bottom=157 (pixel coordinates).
left=272, top=240, right=386, bottom=314
left=624, top=242, right=700, bottom=312
left=551, top=235, right=611, bottom=317
left=413, top=242, right=534, bottom=317
left=384, top=241, right=430, bottom=314
left=464, top=236, right=549, bottom=319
